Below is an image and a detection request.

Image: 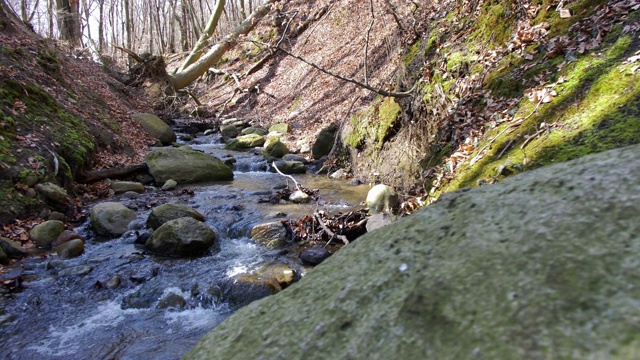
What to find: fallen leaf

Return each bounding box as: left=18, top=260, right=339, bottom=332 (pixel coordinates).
left=559, top=8, right=572, bottom=18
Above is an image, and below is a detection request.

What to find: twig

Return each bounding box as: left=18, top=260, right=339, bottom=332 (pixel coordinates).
left=497, top=139, right=515, bottom=159
left=364, top=0, right=375, bottom=85
left=316, top=212, right=349, bottom=246
left=276, top=10, right=298, bottom=48
left=272, top=161, right=303, bottom=192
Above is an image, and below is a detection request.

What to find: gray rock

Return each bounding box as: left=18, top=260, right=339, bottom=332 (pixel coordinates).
left=29, top=220, right=65, bottom=248
left=53, top=230, right=84, bottom=247
left=365, top=213, right=395, bottom=232
left=271, top=160, right=306, bottom=174
left=0, top=246, right=7, bottom=264
left=146, top=146, right=233, bottom=184
left=329, top=169, right=347, bottom=179
left=365, top=184, right=399, bottom=213
left=0, top=238, right=27, bottom=259
left=106, top=275, right=121, bottom=289
left=147, top=203, right=205, bottom=230
left=299, top=247, right=330, bottom=266
left=157, top=293, right=187, bottom=309
left=35, top=182, right=68, bottom=204
left=145, top=217, right=219, bottom=257
left=311, top=126, right=337, bottom=160
left=132, top=113, right=176, bottom=145
left=55, top=239, right=84, bottom=259
left=289, top=190, right=310, bottom=204
left=111, top=181, right=145, bottom=194
left=161, top=179, right=178, bottom=191
left=24, top=173, right=38, bottom=187
left=224, top=273, right=280, bottom=309
left=256, top=262, right=295, bottom=288
left=48, top=211, right=66, bottom=221
left=250, top=221, right=289, bottom=247
left=90, top=202, right=136, bottom=237
left=282, top=154, right=308, bottom=164
left=185, top=144, right=640, bottom=360
left=221, top=124, right=241, bottom=138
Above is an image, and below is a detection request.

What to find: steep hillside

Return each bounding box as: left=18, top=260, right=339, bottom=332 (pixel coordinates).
left=193, top=0, right=640, bottom=204
left=0, top=4, right=154, bottom=226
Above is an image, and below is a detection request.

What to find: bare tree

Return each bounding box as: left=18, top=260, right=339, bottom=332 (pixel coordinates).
left=55, top=0, right=81, bottom=46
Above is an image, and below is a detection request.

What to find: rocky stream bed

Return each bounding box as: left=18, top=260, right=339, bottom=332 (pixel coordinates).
left=0, top=131, right=370, bottom=359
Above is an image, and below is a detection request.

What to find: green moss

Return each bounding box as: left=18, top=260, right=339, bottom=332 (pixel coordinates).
left=0, top=79, right=94, bottom=178
left=446, top=51, right=471, bottom=73
left=0, top=182, right=44, bottom=223
left=471, top=1, right=515, bottom=48
left=376, top=98, right=401, bottom=148
left=535, top=0, right=603, bottom=37
left=443, top=33, right=639, bottom=192
left=36, top=49, right=60, bottom=76
left=403, top=40, right=422, bottom=67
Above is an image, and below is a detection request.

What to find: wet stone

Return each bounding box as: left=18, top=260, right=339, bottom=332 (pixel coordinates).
left=157, top=293, right=187, bottom=309
left=299, top=247, right=331, bottom=266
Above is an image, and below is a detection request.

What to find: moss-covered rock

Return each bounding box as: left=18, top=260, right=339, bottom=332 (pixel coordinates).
left=250, top=221, right=289, bottom=247
left=110, top=181, right=144, bottom=194
left=186, top=144, right=640, bottom=360
left=145, top=217, right=219, bottom=257
left=147, top=203, right=205, bottom=230
left=221, top=124, right=241, bottom=138
left=268, top=123, right=289, bottom=134
left=29, top=220, right=64, bottom=248
left=132, top=113, right=176, bottom=145
left=146, top=146, right=233, bottom=184
left=90, top=202, right=136, bottom=237
left=263, top=137, right=289, bottom=158
left=224, top=134, right=266, bottom=150
left=311, top=126, right=337, bottom=160
left=270, top=160, right=306, bottom=174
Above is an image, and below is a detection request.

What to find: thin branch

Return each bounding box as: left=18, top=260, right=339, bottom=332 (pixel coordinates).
left=315, top=212, right=349, bottom=246
left=270, top=44, right=416, bottom=98
left=364, top=0, right=375, bottom=85
left=272, top=161, right=303, bottom=192
left=276, top=10, right=298, bottom=48
left=383, top=0, right=404, bottom=31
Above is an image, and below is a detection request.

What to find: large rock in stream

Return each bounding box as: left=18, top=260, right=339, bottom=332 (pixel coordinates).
left=145, top=217, right=219, bottom=257
left=146, top=146, right=233, bottom=184
left=185, top=144, right=640, bottom=360
left=90, top=202, right=136, bottom=237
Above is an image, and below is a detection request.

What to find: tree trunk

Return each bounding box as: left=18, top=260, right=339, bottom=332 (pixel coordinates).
left=55, top=0, right=81, bottom=46
left=169, top=0, right=274, bottom=90
left=98, top=0, right=104, bottom=52
left=178, top=0, right=225, bottom=72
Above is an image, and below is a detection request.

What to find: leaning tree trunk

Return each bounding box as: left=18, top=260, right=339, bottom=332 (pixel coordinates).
left=177, top=0, right=226, bottom=72
left=168, top=0, right=274, bottom=90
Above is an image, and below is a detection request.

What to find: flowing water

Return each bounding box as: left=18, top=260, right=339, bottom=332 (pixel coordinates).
left=0, top=134, right=369, bottom=359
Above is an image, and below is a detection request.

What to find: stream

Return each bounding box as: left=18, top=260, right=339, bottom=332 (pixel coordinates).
left=0, top=133, right=369, bottom=359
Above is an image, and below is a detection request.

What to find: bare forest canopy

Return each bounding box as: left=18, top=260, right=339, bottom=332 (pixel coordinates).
left=5, top=0, right=263, bottom=61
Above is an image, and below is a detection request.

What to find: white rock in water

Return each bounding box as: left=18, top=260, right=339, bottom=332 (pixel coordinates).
left=366, top=184, right=399, bottom=213
left=289, top=190, right=310, bottom=203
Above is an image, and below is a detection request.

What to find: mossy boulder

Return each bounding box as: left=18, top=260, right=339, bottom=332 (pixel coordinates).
left=263, top=137, right=289, bottom=158
left=147, top=203, right=205, bottom=230
left=29, top=220, right=64, bottom=248
left=90, top=202, right=136, bottom=237
left=221, top=124, right=241, bottom=138
left=268, top=123, right=289, bottom=134
left=250, top=221, right=290, bottom=247
left=132, top=113, right=176, bottom=145
left=312, top=126, right=337, bottom=159
left=35, top=182, right=68, bottom=204
left=186, top=144, right=640, bottom=360
left=146, top=146, right=233, bottom=184
left=224, top=134, right=265, bottom=150
left=0, top=237, right=27, bottom=259
left=145, top=217, right=219, bottom=257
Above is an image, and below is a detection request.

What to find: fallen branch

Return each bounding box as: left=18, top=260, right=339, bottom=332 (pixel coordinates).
left=272, top=161, right=303, bottom=192
left=315, top=212, right=349, bottom=246
left=80, top=163, right=149, bottom=183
